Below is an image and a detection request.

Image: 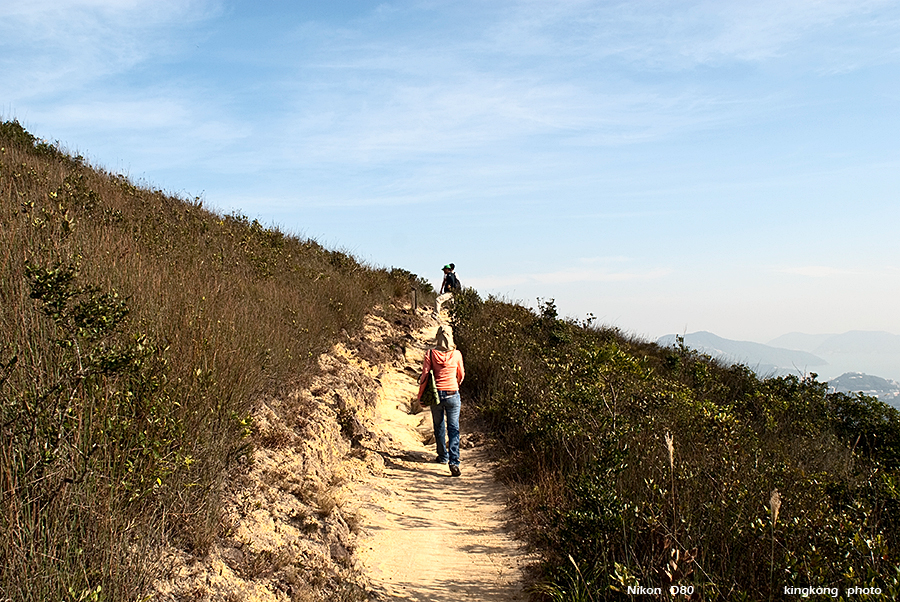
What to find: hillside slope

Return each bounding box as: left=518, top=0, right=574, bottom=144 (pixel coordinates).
left=1, top=120, right=528, bottom=601
left=0, top=121, right=426, bottom=600
left=451, top=293, right=900, bottom=599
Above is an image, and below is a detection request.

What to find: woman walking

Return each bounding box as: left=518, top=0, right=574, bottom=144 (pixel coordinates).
left=417, top=325, right=465, bottom=476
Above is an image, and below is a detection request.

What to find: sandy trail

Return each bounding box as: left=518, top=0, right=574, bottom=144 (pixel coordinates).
left=353, top=319, right=532, bottom=601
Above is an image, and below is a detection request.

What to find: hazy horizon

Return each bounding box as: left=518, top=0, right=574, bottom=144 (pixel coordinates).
left=658, top=329, right=900, bottom=383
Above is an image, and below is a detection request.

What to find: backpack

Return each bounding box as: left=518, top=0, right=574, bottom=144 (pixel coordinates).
left=446, top=272, right=460, bottom=291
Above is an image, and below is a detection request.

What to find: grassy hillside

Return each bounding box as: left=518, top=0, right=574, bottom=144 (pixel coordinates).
left=450, top=292, right=900, bottom=601
left=7, top=118, right=898, bottom=601
left=0, top=121, right=427, bottom=601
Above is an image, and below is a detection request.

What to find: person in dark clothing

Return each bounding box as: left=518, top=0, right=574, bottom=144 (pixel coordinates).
left=435, top=263, right=459, bottom=319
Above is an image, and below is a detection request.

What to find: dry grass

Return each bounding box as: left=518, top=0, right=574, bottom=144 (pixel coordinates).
left=0, top=121, right=421, bottom=600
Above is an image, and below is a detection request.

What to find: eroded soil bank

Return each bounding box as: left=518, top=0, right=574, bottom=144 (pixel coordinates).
left=151, top=306, right=533, bottom=601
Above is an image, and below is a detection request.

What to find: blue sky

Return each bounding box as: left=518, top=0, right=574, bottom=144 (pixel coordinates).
left=3, top=0, right=899, bottom=343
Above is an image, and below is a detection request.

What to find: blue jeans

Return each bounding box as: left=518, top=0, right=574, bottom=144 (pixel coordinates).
left=431, top=390, right=461, bottom=466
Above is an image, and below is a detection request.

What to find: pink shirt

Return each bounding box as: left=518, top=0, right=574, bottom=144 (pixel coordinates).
left=419, top=348, right=465, bottom=394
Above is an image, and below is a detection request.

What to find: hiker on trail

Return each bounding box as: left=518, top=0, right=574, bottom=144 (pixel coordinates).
left=434, top=263, right=459, bottom=319
left=417, top=325, right=465, bottom=476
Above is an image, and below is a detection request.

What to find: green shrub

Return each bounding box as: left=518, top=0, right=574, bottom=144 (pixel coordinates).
left=451, top=292, right=900, bottom=600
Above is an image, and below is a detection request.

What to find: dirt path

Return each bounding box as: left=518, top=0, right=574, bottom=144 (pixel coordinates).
left=150, top=309, right=533, bottom=601
left=351, top=318, right=533, bottom=601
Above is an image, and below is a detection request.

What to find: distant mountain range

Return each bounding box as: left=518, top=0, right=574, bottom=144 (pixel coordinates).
left=656, top=330, right=900, bottom=408
left=767, top=331, right=900, bottom=383
left=656, top=331, right=827, bottom=377
left=768, top=331, right=900, bottom=356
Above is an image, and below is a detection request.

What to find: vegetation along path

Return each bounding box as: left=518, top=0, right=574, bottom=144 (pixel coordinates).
left=352, top=313, right=532, bottom=601
left=150, top=307, right=532, bottom=601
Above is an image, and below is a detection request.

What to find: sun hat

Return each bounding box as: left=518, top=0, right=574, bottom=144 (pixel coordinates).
left=435, top=325, right=456, bottom=351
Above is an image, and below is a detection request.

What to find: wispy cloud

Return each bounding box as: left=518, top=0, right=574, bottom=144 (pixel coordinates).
left=468, top=265, right=671, bottom=289
left=267, top=0, right=900, bottom=170
left=0, top=0, right=221, bottom=101
left=774, top=265, right=900, bottom=279
left=486, top=0, right=900, bottom=68
left=576, top=255, right=634, bottom=265
left=777, top=266, right=856, bottom=278
left=8, top=0, right=897, bottom=176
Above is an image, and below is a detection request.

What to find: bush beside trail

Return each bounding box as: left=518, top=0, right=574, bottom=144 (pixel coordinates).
left=450, top=289, right=900, bottom=601
left=0, top=121, right=425, bottom=601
